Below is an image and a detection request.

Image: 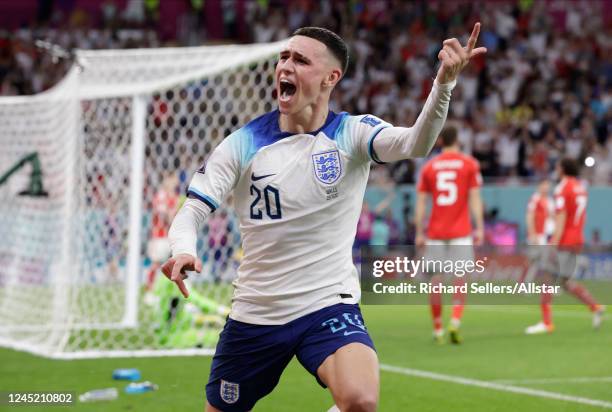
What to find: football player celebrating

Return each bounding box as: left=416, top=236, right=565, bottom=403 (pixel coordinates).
left=163, top=24, right=485, bottom=411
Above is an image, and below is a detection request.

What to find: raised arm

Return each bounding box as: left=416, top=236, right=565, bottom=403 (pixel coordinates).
left=371, top=23, right=486, bottom=162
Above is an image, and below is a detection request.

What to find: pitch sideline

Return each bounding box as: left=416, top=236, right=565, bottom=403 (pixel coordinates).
left=469, top=306, right=606, bottom=318
left=380, top=363, right=612, bottom=409
left=494, top=376, right=612, bottom=385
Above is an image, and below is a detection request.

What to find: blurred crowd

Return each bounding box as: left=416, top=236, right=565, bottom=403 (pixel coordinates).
left=1, top=0, right=610, bottom=183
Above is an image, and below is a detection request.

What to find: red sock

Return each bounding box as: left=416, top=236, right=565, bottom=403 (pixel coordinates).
left=451, top=278, right=466, bottom=322
left=452, top=304, right=464, bottom=322
left=566, top=283, right=599, bottom=312
left=146, top=263, right=159, bottom=290
left=430, top=290, right=442, bottom=331
left=541, top=292, right=553, bottom=326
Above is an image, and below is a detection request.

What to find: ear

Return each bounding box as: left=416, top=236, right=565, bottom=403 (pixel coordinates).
left=322, top=67, right=342, bottom=88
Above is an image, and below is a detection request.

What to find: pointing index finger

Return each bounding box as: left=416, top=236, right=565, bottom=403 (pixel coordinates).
left=466, top=22, right=481, bottom=53
left=175, top=276, right=190, bottom=298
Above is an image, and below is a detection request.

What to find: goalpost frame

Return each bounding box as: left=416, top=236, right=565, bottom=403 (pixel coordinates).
left=124, top=94, right=147, bottom=328
left=0, top=40, right=286, bottom=359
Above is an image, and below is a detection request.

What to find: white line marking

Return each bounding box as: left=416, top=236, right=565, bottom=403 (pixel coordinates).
left=494, top=377, right=612, bottom=385
left=380, top=364, right=612, bottom=409
left=469, top=306, right=603, bottom=319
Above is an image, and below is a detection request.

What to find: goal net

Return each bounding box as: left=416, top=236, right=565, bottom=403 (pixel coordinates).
left=0, top=41, right=284, bottom=358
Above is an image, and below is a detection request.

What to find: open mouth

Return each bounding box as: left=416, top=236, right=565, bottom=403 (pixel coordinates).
left=279, top=79, right=297, bottom=101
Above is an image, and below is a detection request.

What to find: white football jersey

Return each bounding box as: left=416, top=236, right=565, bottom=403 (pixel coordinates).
left=170, top=80, right=455, bottom=324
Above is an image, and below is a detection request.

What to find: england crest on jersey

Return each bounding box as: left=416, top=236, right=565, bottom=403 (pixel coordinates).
left=312, top=150, right=341, bottom=185
left=220, top=380, right=239, bottom=404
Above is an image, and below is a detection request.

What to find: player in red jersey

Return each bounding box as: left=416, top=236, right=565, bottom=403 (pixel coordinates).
left=526, top=179, right=552, bottom=246
left=520, top=178, right=552, bottom=285
left=526, top=158, right=605, bottom=334
left=146, top=173, right=181, bottom=290
left=415, top=125, right=484, bottom=344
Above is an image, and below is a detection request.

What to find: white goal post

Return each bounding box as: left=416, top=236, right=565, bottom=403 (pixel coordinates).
left=0, top=41, right=285, bottom=359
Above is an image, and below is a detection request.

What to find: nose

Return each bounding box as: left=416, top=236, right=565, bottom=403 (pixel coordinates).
left=278, top=58, right=295, bottom=74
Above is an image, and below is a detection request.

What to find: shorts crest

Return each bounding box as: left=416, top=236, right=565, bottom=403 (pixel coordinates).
left=220, top=379, right=240, bottom=404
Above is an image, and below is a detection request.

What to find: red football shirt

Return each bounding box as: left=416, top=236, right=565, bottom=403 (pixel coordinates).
left=151, top=189, right=179, bottom=238
left=554, top=177, right=587, bottom=247
left=417, top=151, right=482, bottom=239
left=527, top=193, right=550, bottom=235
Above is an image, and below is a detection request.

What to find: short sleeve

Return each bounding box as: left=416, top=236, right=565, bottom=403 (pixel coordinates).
left=469, top=159, right=483, bottom=189
left=417, top=164, right=431, bottom=193
left=553, top=183, right=567, bottom=212
left=554, top=193, right=566, bottom=212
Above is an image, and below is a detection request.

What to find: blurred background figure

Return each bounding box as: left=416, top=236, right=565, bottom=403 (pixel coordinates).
left=415, top=126, right=484, bottom=344
left=526, top=178, right=552, bottom=247
left=146, top=172, right=180, bottom=290
left=526, top=158, right=605, bottom=335
left=520, top=177, right=553, bottom=285
left=355, top=202, right=374, bottom=250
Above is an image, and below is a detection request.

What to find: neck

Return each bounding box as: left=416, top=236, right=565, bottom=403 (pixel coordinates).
left=442, top=146, right=459, bottom=153
left=279, top=100, right=330, bottom=134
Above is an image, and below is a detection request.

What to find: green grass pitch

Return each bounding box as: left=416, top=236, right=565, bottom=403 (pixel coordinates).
left=1, top=305, right=610, bottom=411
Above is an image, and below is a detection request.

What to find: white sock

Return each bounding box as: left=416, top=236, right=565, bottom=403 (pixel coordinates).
left=327, top=405, right=341, bottom=412
left=450, top=317, right=461, bottom=329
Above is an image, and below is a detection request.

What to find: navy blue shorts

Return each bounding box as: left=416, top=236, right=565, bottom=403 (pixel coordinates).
left=205, top=303, right=375, bottom=411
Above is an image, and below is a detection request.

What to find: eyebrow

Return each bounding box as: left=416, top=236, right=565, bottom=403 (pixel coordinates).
left=279, top=49, right=311, bottom=63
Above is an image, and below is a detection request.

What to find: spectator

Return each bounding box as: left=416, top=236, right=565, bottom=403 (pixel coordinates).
left=0, top=0, right=609, bottom=183
left=355, top=202, right=374, bottom=249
